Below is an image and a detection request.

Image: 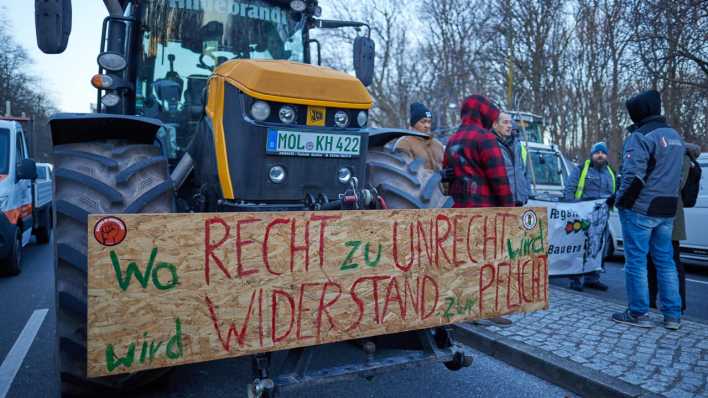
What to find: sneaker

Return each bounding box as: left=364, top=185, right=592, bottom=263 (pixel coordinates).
left=611, top=309, right=653, bottom=328
left=663, top=318, right=681, bottom=330
left=583, top=281, right=609, bottom=291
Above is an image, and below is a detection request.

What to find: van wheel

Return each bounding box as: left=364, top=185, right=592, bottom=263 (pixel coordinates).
left=5, top=226, right=22, bottom=275
left=34, top=208, right=51, bottom=244
left=366, top=146, right=452, bottom=209
left=53, top=140, right=174, bottom=395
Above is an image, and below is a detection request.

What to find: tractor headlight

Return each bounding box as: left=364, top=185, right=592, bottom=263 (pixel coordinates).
left=337, top=167, right=352, bottom=184
left=269, top=165, right=286, bottom=184
left=357, top=111, right=368, bottom=127
left=251, top=101, right=271, bottom=121
left=334, top=111, right=349, bottom=128
left=97, top=52, right=127, bottom=72
left=278, top=105, right=296, bottom=124
left=101, top=93, right=120, bottom=107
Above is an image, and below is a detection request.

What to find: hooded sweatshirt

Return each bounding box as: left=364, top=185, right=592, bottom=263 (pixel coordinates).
left=443, top=95, right=514, bottom=208
left=617, top=90, right=686, bottom=217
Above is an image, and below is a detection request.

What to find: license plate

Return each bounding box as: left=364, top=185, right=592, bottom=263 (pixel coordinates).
left=266, top=129, right=361, bottom=158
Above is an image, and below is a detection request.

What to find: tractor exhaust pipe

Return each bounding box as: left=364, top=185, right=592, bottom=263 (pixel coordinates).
left=171, top=153, right=194, bottom=191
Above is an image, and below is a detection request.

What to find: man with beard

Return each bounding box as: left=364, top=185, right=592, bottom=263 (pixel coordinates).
left=564, top=141, right=616, bottom=291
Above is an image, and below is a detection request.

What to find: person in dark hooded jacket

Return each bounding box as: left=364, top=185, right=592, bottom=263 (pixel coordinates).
left=443, top=95, right=514, bottom=208
left=611, top=90, right=684, bottom=331
left=443, top=95, right=515, bottom=327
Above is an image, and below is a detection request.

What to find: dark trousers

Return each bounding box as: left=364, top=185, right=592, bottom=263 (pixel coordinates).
left=648, top=240, right=686, bottom=312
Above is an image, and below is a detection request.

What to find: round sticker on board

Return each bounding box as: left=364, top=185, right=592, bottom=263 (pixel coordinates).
left=521, top=210, right=538, bottom=230
left=94, top=216, right=127, bottom=247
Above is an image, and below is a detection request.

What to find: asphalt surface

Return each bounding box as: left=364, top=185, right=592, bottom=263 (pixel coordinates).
left=0, top=238, right=573, bottom=398
left=550, top=258, right=708, bottom=322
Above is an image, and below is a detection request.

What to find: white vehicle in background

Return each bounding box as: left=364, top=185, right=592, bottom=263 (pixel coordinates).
left=33, top=163, right=53, bottom=244
left=508, top=111, right=573, bottom=201
left=0, top=119, right=51, bottom=275
left=524, top=141, right=572, bottom=200
left=608, top=153, right=708, bottom=266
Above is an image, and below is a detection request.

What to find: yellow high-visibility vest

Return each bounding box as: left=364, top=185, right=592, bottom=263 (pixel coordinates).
left=575, top=160, right=616, bottom=200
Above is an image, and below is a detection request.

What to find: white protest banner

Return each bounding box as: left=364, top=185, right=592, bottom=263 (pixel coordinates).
left=527, top=199, right=609, bottom=276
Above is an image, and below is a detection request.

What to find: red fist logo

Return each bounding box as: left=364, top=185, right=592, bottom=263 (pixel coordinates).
left=94, top=217, right=127, bottom=246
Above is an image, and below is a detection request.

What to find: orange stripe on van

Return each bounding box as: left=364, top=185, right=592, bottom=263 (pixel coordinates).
left=4, top=204, right=32, bottom=225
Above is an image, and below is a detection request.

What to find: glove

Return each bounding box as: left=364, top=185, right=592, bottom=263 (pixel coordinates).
left=616, top=177, right=644, bottom=209
left=606, top=194, right=616, bottom=210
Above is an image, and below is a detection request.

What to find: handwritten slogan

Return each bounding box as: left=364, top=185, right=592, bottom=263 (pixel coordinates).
left=87, top=207, right=549, bottom=377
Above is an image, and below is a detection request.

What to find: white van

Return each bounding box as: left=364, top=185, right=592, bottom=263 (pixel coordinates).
left=0, top=119, right=52, bottom=275
left=608, top=153, right=708, bottom=266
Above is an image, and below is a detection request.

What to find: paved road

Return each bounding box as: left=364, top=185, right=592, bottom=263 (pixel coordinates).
left=551, top=259, right=708, bottom=322
left=0, top=239, right=572, bottom=398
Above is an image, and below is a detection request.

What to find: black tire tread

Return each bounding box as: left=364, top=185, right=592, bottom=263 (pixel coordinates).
left=53, top=140, right=174, bottom=395
left=116, top=156, right=168, bottom=185
left=53, top=149, right=119, bottom=169
left=367, top=146, right=451, bottom=209
left=55, top=168, right=124, bottom=204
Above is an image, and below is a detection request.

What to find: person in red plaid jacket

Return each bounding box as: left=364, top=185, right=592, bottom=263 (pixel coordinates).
left=443, top=95, right=515, bottom=208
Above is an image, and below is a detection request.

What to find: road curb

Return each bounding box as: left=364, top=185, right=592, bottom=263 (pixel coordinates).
left=452, top=323, right=663, bottom=398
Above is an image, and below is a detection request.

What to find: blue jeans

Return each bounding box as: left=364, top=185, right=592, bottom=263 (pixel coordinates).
left=619, top=209, right=681, bottom=320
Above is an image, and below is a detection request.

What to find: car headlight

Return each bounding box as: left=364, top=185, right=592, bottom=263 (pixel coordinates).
left=357, top=111, right=368, bottom=127
left=334, top=111, right=349, bottom=128
left=279, top=105, right=296, bottom=124
left=251, top=101, right=271, bottom=121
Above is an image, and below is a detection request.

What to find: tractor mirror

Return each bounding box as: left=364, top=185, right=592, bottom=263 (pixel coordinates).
left=353, top=36, right=375, bottom=87
left=35, top=0, right=72, bottom=54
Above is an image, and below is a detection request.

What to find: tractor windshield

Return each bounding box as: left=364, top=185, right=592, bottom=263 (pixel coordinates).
left=136, top=0, right=306, bottom=157
left=528, top=149, right=564, bottom=187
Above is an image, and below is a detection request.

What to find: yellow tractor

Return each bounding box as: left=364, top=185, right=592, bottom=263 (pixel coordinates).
left=36, top=0, right=458, bottom=395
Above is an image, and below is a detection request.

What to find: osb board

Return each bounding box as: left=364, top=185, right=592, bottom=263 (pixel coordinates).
left=87, top=207, right=548, bottom=377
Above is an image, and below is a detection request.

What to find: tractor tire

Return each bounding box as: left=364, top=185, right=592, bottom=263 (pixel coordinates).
left=53, top=140, right=174, bottom=396
left=4, top=225, right=23, bottom=276
left=366, top=146, right=452, bottom=209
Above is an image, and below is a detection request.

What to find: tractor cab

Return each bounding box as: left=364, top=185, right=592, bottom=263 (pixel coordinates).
left=134, top=1, right=309, bottom=157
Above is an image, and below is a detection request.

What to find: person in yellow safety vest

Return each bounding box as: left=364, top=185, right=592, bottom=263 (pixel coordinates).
left=564, top=141, right=616, bottom=292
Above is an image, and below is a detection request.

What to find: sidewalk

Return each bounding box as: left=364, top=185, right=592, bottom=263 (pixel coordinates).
left=454, top=286, right=708, bottom=398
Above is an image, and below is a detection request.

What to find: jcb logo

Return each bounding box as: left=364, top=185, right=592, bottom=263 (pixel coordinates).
left=310, top=110, right=323, bottom=121
left=307, top=106, right=326, bottom=126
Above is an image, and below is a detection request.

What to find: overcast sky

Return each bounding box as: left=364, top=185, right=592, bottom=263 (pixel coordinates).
left=6, top=1, right=108, bottom=112
left=4, top=1, right=344, bottom=113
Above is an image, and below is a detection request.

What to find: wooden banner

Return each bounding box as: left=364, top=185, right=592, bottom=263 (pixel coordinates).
left=87, top=207, right=548, bottom=377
